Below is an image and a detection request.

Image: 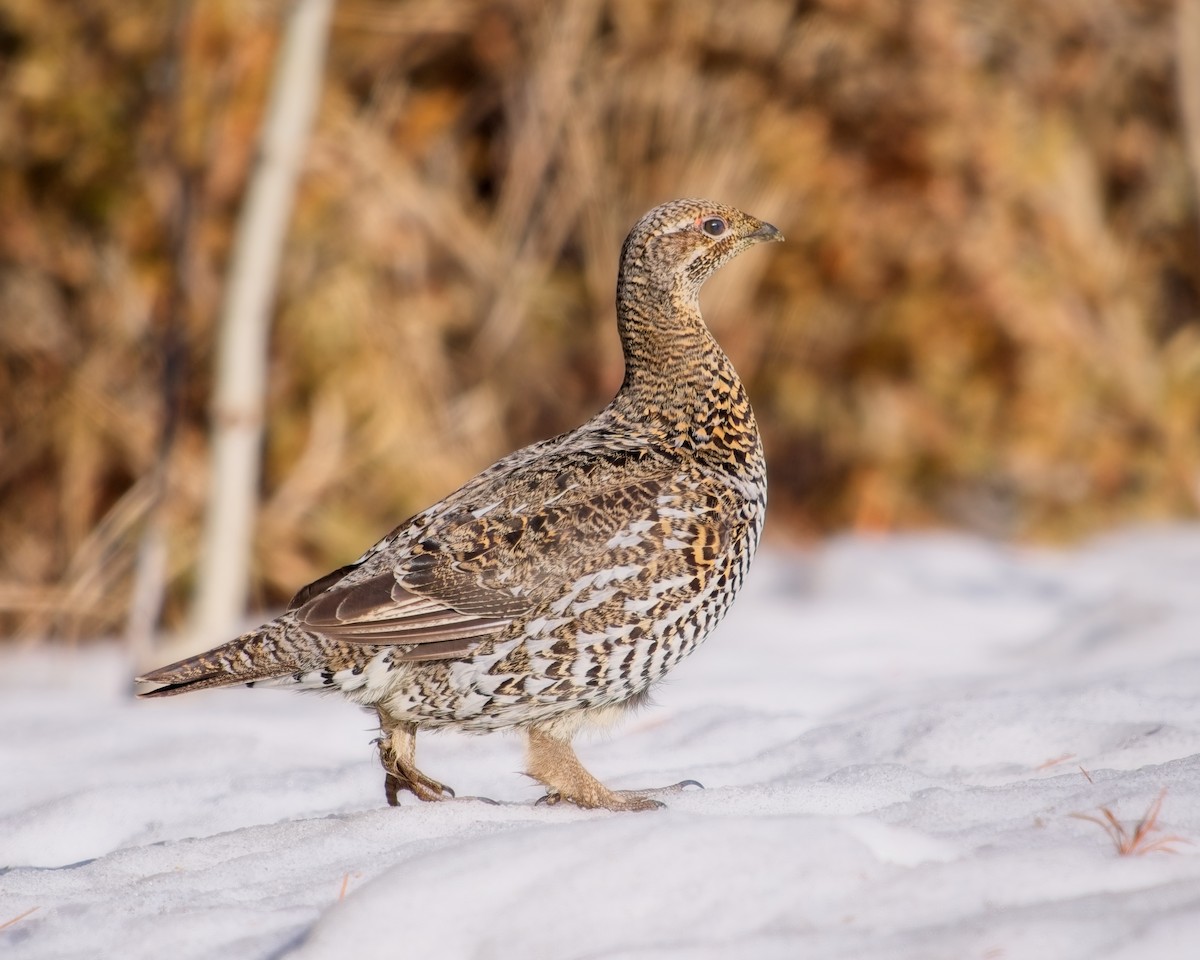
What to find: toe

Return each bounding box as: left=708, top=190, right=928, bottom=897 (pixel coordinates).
left=617, top=795, right=666, bottom=812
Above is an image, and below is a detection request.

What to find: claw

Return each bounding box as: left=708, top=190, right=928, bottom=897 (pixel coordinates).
left=382, top=769, right=455, bottom=805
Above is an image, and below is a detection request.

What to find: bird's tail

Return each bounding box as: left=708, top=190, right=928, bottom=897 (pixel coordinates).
left=135, top=628, right=300, bottom=697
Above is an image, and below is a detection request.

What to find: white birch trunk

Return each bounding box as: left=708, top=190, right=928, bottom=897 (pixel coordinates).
left=188, top=0, right=335, bottom=646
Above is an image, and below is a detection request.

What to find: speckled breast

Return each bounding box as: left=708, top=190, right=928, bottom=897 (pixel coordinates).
left=383, top=458, right=767, bottom=732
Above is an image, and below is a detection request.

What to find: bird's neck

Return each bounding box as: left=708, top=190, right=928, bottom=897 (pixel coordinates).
left=609, top=275, right=757, bottom=456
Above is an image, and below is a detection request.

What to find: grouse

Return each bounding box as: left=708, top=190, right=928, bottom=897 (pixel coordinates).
left=138, top=198, right=783, bottom=811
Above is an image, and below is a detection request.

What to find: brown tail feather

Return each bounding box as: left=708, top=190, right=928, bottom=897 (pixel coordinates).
left=135, top=671, right=253, bottom=697
left=135, top=634, right=296, bottom=697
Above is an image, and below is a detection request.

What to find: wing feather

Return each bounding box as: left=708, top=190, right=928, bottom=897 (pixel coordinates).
left=286, top=452, right=726, bottom=665
left=294, top=571, right=519, bottom=651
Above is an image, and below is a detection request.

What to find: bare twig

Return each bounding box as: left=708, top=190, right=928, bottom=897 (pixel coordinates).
left=337, top=870, right=361, bottom=901
left=126, top=0, right=196, bottom=665
left=0, top=907, right=39, bottom=932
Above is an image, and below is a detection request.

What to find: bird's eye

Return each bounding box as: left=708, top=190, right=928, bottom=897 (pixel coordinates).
left=701, top=217, right=727, bottom=237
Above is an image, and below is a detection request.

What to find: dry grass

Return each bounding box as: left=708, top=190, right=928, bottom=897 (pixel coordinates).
left=0, top=0, right=1198, bottom=641
left=1071, top=789, right=1192, bottom=856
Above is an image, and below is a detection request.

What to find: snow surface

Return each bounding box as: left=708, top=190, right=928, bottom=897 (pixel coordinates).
left=4, top=528, right=1200, bottom=959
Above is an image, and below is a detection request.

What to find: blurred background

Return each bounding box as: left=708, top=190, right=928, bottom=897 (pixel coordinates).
left=1, top=0, right=1198, bottom=645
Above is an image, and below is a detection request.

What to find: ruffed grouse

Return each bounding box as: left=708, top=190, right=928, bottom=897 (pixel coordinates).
left=138, top=198, right=782, bottom=811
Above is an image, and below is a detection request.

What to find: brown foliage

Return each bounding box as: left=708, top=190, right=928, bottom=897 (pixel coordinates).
left=0, top=0, right=1198, bottom=640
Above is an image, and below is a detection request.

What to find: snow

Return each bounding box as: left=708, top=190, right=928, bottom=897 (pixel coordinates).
left=4, top=527, right=1200, bottom=959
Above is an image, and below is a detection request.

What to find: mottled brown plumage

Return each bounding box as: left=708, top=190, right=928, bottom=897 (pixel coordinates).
left=138, top=198, right=782, bottom=811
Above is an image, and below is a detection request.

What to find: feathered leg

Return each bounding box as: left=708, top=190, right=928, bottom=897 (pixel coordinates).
left=525, top=725, right=673, bottom=812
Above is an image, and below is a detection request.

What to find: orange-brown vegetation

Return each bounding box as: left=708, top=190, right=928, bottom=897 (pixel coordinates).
left=1, top=0, right=1198, bottom=641
left=1071, top=789, right=1192, bottom=856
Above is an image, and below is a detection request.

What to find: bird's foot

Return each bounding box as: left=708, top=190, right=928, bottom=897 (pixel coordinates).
left=376, top=731, right=457, bottom=806
left=525, top=726, right=705, bottom=812
left=383, top=767, right=456, bottom=806
left=536, top=788, right=664, bottom=812
left=534, top=780, right=703, bottom=812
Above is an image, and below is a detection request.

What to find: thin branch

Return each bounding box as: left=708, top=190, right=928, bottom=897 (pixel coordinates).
left=0, top=907, right=39, bottom=932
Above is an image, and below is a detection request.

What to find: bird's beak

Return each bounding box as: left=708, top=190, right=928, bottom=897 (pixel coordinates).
left=748, top=221, right=784, bottom=243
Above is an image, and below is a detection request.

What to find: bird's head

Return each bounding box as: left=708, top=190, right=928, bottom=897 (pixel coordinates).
left=617, top=198, right=784, bottom=299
